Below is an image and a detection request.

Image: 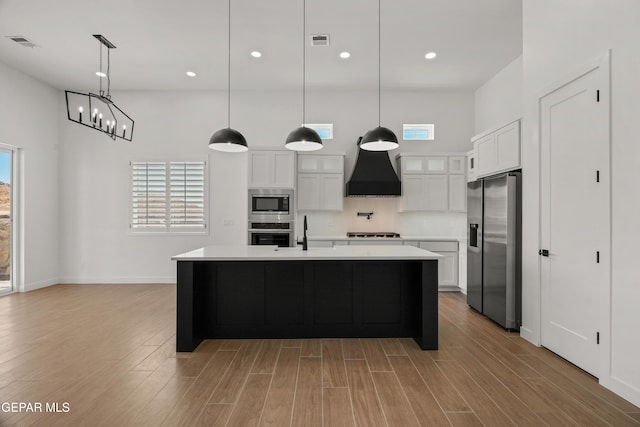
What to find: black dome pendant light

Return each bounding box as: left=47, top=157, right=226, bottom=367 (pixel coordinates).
left=209, top=0, right=248, bottom=152
left=359, top=0, right=399, bottom=152
left=285, top=0, right=322, bottom=152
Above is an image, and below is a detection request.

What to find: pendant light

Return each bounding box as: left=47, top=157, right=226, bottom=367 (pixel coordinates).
left=359, top=0, right=398, bottom=152
left=209, top=0, right=248, bottom=152
left=285, top=0, right=322, bottom=152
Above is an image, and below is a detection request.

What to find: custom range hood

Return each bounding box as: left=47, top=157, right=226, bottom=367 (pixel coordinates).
left=346, top=137, right=401, bottom=197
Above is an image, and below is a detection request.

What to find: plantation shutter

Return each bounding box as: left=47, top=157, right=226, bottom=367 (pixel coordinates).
left=169, top=162, right=206, bottom=228
left=131, top=162, right=167, bottom=228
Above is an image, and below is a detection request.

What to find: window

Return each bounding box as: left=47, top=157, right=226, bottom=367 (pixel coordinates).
left=304, top=123, right=333, bottom=139
left=131, top=161, right=207, bottom=232
left=403, top=124, right=435, bottom=141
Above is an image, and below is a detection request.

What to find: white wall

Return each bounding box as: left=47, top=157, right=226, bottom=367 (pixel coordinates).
left=0, top=62, right=60, bottom=292
left=474, top=55, right=523, bottom=134
left=521, top=0, right=640, bottom=406
left=58, top=88, right=473, bottom=283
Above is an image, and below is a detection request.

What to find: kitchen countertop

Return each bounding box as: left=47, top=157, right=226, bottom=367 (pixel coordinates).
left=172, top=244, right=441, bottom=261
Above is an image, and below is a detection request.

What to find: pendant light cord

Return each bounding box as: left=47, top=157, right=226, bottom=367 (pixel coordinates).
left=302, top=0, right=306, bottom=126
left=228, top=0, right=231, bottom=128
left=378, top=0, right=381, bottom=127
left=99, top=42, right=103, bottom=95
left=107, top=46, right=111, bottom=98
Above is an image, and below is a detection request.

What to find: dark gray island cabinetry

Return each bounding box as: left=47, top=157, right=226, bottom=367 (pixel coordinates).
left=172, top=245, right=440, bottom=352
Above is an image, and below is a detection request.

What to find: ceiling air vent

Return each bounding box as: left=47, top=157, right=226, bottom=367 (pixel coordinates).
left=310, top=34, right=330, bottom=47
left=6, top=35, right=38, bottom=48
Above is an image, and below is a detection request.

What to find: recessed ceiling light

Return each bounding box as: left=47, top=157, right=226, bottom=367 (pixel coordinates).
left=251, top=51, right=262, bottom=58
left=339, top=52, right=350, bottom=59
left=95, top=71, right=106, bottom=77
left=425, top=52, right=437, bottom=60
left=186, top=71, right=196, bottom=77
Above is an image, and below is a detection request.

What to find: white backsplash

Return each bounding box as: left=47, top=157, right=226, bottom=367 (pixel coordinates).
left=297, top=198, right=467, bottom=240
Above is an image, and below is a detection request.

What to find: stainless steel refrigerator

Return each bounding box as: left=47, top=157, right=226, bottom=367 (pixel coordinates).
left=467, top=172, right=521, bottom=330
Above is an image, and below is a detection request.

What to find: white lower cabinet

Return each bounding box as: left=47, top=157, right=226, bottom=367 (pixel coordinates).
left=308, top=240, right=333, bottom=248
left=347, top=240, right=404, bottom=246
left=419, top=241, right=459, bottom=289
left=306, top=239, right=461, bottom=289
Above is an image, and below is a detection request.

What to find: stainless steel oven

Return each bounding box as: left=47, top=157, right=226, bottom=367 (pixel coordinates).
left=248, top=221, right=294, bottom=247
left=248, top=188, right=294, bottom=221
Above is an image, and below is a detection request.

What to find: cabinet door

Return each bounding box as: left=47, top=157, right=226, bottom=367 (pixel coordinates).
left=249, top=152, right=272, bottom=187
left=348, top=240, right=404, bottom=246
left=321, top=156, right=343, bottom=173
left=425, top=175, right=448, bottom=211
left=448, top=156, right=466, bottom=174
left=273, top=151, right=295, bottom=187
left=320, top=174, right=343, bottom=211
left=401, top=157, right=426, bottom=174
left=298, top=156, right=320, bottom=173
left=449, top=175, right=467, bottom=212
left=401, top=175, right=426, bottom=211
left=475, top=133, right=497, bottom=177
left=438, top=252, right=458, bottom=287
left=425, top=157, right=448, bottom=173
left=308, top=240, right=332, bottom=248
left=495, top=121, right=520, bottom=172
left=297, top=174, right=320, bottom=210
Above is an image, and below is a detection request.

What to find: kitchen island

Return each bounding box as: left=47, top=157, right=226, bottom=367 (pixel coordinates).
left=171, top=245, right=440, bottom=352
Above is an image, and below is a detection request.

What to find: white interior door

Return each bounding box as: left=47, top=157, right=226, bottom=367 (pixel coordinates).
left=540, top=56, right=609, bottom=377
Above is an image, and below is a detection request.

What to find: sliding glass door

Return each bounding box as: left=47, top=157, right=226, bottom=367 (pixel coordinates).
left=0, top=148, right=13, bottom=295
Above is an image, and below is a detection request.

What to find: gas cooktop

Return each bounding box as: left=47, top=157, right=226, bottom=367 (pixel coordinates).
left=346, top=232, right=401, bottom=238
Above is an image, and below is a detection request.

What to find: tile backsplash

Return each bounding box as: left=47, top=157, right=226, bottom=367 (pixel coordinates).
left=297, top=197, right=466, bottom=240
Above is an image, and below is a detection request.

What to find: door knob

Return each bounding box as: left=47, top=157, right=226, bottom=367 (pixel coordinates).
left=539, top=249, right=549, bottom=257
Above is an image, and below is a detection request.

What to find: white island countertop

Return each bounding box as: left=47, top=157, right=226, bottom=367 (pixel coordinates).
left=172, top=244, right=441, bottom=261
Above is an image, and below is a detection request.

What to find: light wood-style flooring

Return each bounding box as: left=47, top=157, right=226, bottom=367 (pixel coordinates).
left=0, top=284, right=638, bottom=426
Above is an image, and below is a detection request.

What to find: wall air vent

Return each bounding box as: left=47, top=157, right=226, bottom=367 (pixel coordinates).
left=6, top=35, right=38, bottom=48
left=310, top=34, right=330, bottom=46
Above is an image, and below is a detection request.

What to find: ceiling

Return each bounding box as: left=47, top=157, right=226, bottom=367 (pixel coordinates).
left=0, top=0, right=522, bottom=92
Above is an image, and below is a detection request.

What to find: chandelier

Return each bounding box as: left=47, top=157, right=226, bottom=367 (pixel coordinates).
left=65, top=34, right=134, bottom=141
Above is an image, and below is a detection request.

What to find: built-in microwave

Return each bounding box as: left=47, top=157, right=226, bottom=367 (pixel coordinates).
left=248, top=188, right=294, bottom=221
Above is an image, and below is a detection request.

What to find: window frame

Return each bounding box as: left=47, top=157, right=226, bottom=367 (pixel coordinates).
left=303, top=123, right=333, bottom=140
left=129, top=159, right=209, bottom=235
left=403, top=124, right=435, bottom=141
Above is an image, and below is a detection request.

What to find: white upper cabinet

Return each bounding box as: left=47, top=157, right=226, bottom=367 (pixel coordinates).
left=449, top=174, right=467, bottom=211
left=400, top=156, right=448, bottom=174
left=397, top=154, right=467, bottom=212
left=249, top=150, right=295, bottom=188
left=297, top=154, right=344, bottom=211
left=448, top=156, right=466, bottom=174
left=467, top=149, right=477, bottom=182
left=473, top=120, right=521, bottom=179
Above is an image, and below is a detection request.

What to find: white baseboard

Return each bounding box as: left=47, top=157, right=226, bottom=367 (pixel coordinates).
left=22, top=278, right=58, bottom=292
left=58, top=277, right=176, bottom=284
left=438, top=286, right=462, bottom=292
left=519, top=326, right=539, bottom=346
left=606, top=376, right=640, bottom=408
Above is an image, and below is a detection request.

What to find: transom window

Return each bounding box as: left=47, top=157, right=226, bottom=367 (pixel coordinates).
left=403, top=124, right=435, bottom=141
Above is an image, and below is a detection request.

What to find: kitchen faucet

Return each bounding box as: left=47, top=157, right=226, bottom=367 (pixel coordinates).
left=303, top=215, right=308, bottom=251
